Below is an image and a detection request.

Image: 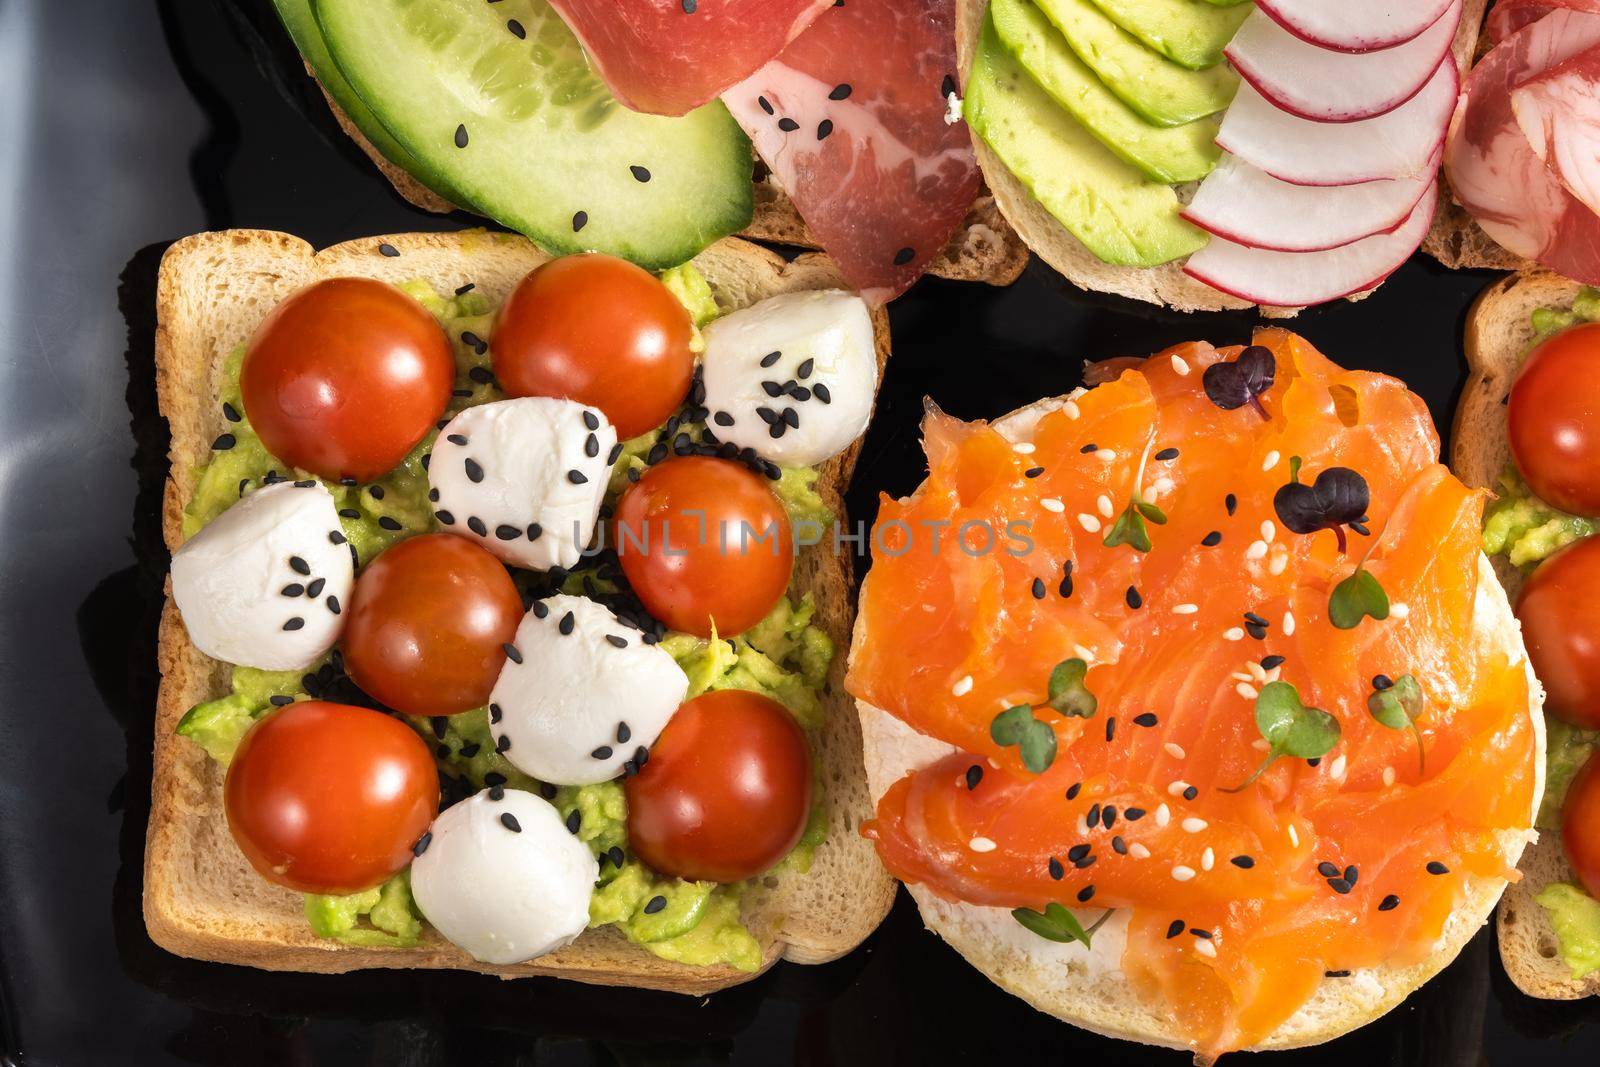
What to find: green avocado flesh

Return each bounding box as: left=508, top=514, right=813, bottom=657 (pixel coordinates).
left=1083, top=0, right=1252, bottom=70
left=991, top=0, right=1220, bottom=184
left=1536, top=884, right=1600, bottom=980
left=310, top=0, right=753, bottom=269
left=966, top=11, right=1207, bottom=268
left=1032, top=0, right=1237, bottom=126
left=178, top=270, right=835, bottom=969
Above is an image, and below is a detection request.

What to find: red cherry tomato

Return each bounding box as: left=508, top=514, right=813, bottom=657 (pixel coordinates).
left=1564, top=755, right=1600, bottom=899
left=625, top=690, right=812, bottom=883
left=613, top=456, right=793, bottom=637
left=1509, top=322, right=1600, bottom=515
left=241, top=278, right=453, bottom=483
left=341, top=534, right=524, bottom=716
left=224, top=701, right=438, bottom=894
left=491, top=253, right=695, bottom=439
left=1517, top=536, right=1600, bottom=729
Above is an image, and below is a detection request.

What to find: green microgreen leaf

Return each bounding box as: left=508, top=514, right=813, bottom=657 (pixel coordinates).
left=1103, top=503, right=1151, bottom=553
left=1368, top=674, right=1426, bottom=775
left=1289, top=455, right=1303, bottom=484
left=1329, top=567, right=1390, bottom=629
left=1135, top=500, right=1168, bottom=524
left=1222, top=681, right=1341, bottom=793
left=1012, top=902, right=1101, bottom=947
left=1046, top=658, right=1097, bottom=719
left=991, top=705, right=1057, bottom=773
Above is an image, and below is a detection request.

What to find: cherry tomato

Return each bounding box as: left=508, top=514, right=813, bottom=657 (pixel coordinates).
left=1509, top=322, right=1600, bottom=515
left=613, top=456, right=792, bottom=637
left=1517, top=536, right=1600, bottom=729
left=341, top=534, right=524, bottom=716
left=1564, top=755, right=1600, bottom=899
left=224, top=701, right=438, bottom=894
left=241, top=278, right=454, bottom=483
left=491, top=253, right=694, bottom=439
left=625, top=690, right=812, bottom=883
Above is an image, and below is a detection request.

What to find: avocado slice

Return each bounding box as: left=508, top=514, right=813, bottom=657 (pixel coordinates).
left=1083, top=0, right=1253, bottom=70
left=1033, top=0, right=1237, bottom=126
left=991, top=0, right=1220, bottom=183
left=966, top=10, right=1208, bottom=268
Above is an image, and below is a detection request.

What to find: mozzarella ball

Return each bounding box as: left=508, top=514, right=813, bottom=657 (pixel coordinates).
left=489, top=594, right=688, bottom=786
left=410, top=788, right=597, bottom=965
left=170, top=480, right=353, bottom=670
left=700, top=289, right=877, bottom=467
left=428, top=397, right=617, bottom=572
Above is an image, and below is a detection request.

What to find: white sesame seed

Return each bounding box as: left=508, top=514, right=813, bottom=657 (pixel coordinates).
left=1073, top=644, right=1096, bottom=662
left=1262, top=450, right=1280, bottom=472
left=1153, top=476, right=1175, bottom=495
left=1288, top=824, right=1300, bottom=848
left=1075, top=814, right=1088, bottom=835
left=1171, top=354, right=1191, bottom=376
left=1195, top=937, right=1217, bottom=957
left=1041, top=497, right=1065, bottom=513
left=1202, top=846, right=1215, bottom=871
left=951, top=675, right=974, bottom=697
left=969, top=837, right=996, bottom=853
left=1013, top=441, right=1036, bottom=455
left=1130, top=842, right=1151, bottom=859
left=1142, top=483, right=1161, bottom=502
left=1247, top=661, right=1267, bottom=682
left=1097, top=494, right=1115, bottom=518
left=1182, top=817, right=1208, bottom=833
left=1236, top=682, right=1259, bottom=700
left=1245, top=540, right=1268, bottom=560
left=1168, top=780, right=1189, bottom=796
left=1077, top=513, right=1102, bottom=533
left=1063, top=400, right=1081, bottom=420
left=922, top=603, right=937, bottom=612
left=1383, top=766, right=1396, bottom=788
left=1096, top=449, right=1118, bottom=463
left=1268, top=548, right=1288, bottom=576
left=1282, top=611, right=1296, bottom=636
left=1231, top=671, right=1255, bottom=683
left=1173, top=603, right=1198, bottom=615
left=1253, top=738, right=1272, bottom=752
left=1156, top=803, right=1172, bottom=826
left=1391, top=602, right=1410, bottom=619
left=1172, top=865, right=1196, bottom=882
left=1224, top=627, right=1245, bottom=641
left=1261, top=520, right=1275, bottom=543
left=1329, top=754, right=1347, bottom=779
left=1164, top=742, right=1187, bottom=760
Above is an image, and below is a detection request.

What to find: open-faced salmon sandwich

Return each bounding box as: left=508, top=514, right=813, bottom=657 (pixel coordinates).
left=848, top=329, right=1544, bottom=1056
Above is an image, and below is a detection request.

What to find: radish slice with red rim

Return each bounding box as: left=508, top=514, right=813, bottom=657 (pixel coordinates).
left=1256, top=0, right=1454, bottom=53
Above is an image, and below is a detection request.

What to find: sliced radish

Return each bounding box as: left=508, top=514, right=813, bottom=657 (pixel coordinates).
left=1256, top=0, right=1453, bottom=52
left=1181, top=155, right=1434, bottom=251
left=1216, top=58, right=1457, bottom=185
left=1226, top=0, right=1462, bottom=122
left=1182, top=180, right=1437, bottom=306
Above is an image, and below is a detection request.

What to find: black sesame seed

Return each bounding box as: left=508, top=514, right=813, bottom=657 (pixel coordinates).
left=281, top=583, right=305, bottom=597
left=572, top=210, right=588, bottom=232
left=448, top=433, right=468, bottom=446
left=1319, top=863, right=1340, bottom=879
left=1031, top=577, right=1046, bottom=600
left=617, top=722, right=631, bottom=744
left=1201, top=530, right=1222, bottom=546
left=1182, top=785, right=1198, bottom=801
left=1133, top=712, right=1158, bottom=728
left=1067, top=843, right=1090, bottom=862
left=1261, top=655, right=1286, bottom=670
left=1379, top=894, right=1400, bottom=911
left=435, top=743, right=451, bottom=760
left=1112, top=835, right=1128, bottom=855
left=455, top=123, right=470, bottom=147
left=1066, top=782, right=1081, bottom=800
left=630, top=165, right=651, bottom=182
left=1191, top=928, right=1213, bottom=939
left=644, top=895, right=667, bottom=915
left=289, top=555, right=310, bottom=575
left=1243, top=611, right=1269, bottom=627
left=1104, top=718, right=1116, bottom=743
left=814, top=383, right=831, bottom=404
left=494, top=524, right=520, bottom=540
left=559, top=612, right=576, bottom=636
left=1231, top=855, right=1255, bottom=869
left=568, top=469, right=588, bottom=485
left=567, top=808, right=582, bottom=833
left=817, top=119, right=834, bottom=140
left=758, top=95, right=774, bottom=115
left=456, top=283, right=475, bottom=295
left=497, top=734, right=512, bottom=753
left=606, top=634, right=628, bottom=648
left=1426, top=861, right=1450, bottom=875
left=468, top=516, right=488, bottom=536
left=304, top=577, right=324, bottom=598
left=222, top=402, right=241, bottom=423
left=829, top=83, right=852, bottom=100
left=505, top=17, right=525, bottom=38
left=1048, top=856, right=1064, bottom=880
left=435, top=510, right=456, bottom=526
left=282, top=617, right=304, bottom=631
left=1086, top=803, right=1101, bottom=828
left=592, top=745, right=614, bottom=760
left=1329, top=879, right=1353, bottom=894
left=269, top=694, right=294, bottom=707
left=893, top=246, right=915, bottom=266
left=1103, top=805, right=1117, bottom=828
left=339, top=508, right=361, bottom=520
left=778, top=117, right=800, bottom=132
left=412, top=832, right=432, bottom=857
left=464, top=458, right=484, bottom=483
left=1325, top=970, right=1351, bottom=978
left=432, top=716, right=451, bottom=739
left=1126, top=586, right=1143, bottom=609
left=1344, top=865, right=1359, bottom=886
left=489, top=703, right=502, bottom=724
left=379, top=243, right=400, bottom=258
left=1373, top=674, right=1394, bottom=691
left=607, top=846, right=626, bottom=868
left=1124, top=807, right=1146, bottom=821
left=502, top=643, right=523, bottom=664
left=210, top=433, right=236, bottom=451
left=459, top=742, right=478, bottom=758
left=1154, top=447, right=1180, bottom=461
left=1077, top=885, right=1096, bottom=903
left=527, top=522, right=543, bottom=541
left=378, top=516, right=402, bottom=531
left=1167, top=919, right=1185, bottom=939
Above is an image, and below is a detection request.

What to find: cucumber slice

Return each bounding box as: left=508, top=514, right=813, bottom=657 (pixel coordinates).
left=312, top=0, right=754, bottom=269
left=271, top=0, right=475, bottom=209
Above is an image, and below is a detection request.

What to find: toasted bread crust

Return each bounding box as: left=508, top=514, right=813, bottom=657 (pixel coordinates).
left=145, top=229, right=896, bottom=992
left=1456, top=270, right=1600, bottom=1000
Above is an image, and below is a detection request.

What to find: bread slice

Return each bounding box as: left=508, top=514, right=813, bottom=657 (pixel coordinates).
left=145, top=229, right=896, bottom=993
left=957, top=0, right=1490, bottom=312
left=852, top=391, right=1545, bottom=1050
left=307, top=66, right=1028, bottom=292
left=1454, top=269, right=1600, bottom=1000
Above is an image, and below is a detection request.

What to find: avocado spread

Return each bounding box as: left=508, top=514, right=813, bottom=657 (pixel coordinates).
left=176, top=268, right=838, bottom=970
left=1535, top=883, right=1600, bottom=979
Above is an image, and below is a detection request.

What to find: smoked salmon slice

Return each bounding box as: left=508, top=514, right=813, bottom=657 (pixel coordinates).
left=847, top=331, right=1536, bottom=1056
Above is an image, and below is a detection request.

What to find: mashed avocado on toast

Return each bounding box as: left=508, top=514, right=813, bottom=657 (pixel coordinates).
left=174, top=268, right=839, bottom=969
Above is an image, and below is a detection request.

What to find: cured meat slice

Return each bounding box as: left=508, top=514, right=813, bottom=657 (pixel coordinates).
left=1256, top=0, right=1453, bottom=52
left=545, top=0, right=834, bottom=116
left=1511, top=45, right=1600, bottom=218
left=1443, top=9, right=1600, bottom=282
left=724, top=0, right=981, bottom=303
left=1486, top=0, right=1600, bottom=43
left=1226, top=0, right=1462, bottom=122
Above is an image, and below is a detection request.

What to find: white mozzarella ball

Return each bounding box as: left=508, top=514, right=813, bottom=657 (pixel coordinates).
left=170, top=480, right=353, bottom=670
left=489, top=594, right=688, bottom=786
left=410, top=788, right=597, bottom=965
left=428, top=397, right=617, bottom=572
left=700, top=289, right=877, bottom=467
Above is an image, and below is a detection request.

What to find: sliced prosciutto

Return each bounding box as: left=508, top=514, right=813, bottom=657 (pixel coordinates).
left=1226, top=0, right=1462, bottom=122
left=1256, top=0, right=1454, bottom=52
left=1511, top=46, right=1600, bottom=218
left=724, top=0, right=981, bottom=303
left=546, top=0, right=834, bottom=116
left=1182, top=180, right=1437, bottom=306
left=1183, top=155, right=1434, bottom=252
left=1486, top=0, right=1600, bottom=43
left=1217, top=59, right=1457, bottom=185
left=1443, top=9, right=1600, bottom=282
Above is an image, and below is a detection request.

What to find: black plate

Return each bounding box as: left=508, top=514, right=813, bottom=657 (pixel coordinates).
left=4, top=0, right=1600, bottom=1063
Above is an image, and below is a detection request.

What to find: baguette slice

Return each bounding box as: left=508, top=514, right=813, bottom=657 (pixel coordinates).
left=146, top=229, right=896, bottom=993
left=957, top=0, right=1489, bottom=312
left=1456, top=268, right=1600, bottom=1000
left=309, top=68, right=1028, bottom=292
left=853, top=390, right=1543, bottom=1050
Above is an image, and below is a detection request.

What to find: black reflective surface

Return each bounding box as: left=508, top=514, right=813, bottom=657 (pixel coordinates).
left=4, top=1, right=1600, bottom=1063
